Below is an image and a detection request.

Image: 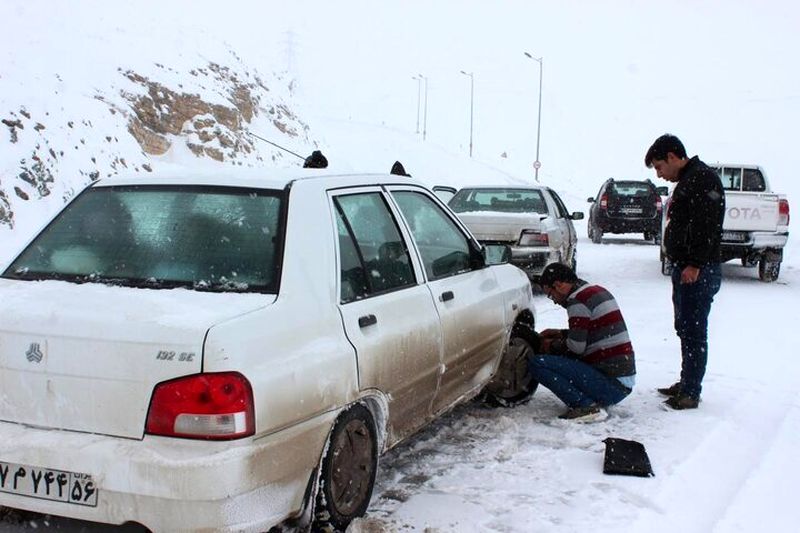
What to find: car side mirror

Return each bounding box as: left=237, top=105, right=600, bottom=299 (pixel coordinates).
left=571, top=212, right=584, bottom=220
left=483, top=244, right=511, bottom=266
left=586, top=197, right=595, bottom=203
left=656, top=186, right=669, bottom=196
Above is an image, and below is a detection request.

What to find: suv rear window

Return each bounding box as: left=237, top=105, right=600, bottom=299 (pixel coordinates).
left=3, top=185, right=284, bottom=293
left=608, top=181, right=655, bottom=197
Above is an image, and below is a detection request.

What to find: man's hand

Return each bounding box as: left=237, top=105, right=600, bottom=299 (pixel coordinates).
left=681, top=265, right=700, bottom=284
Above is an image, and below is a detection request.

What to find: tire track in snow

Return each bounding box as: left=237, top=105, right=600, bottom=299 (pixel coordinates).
left=629, top=388, right=797, bottom=533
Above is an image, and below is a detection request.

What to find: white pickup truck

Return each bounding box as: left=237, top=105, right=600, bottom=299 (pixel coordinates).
left=661, top=163, right=790, bottom=282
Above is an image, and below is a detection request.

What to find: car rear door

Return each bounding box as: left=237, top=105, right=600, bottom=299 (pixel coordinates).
left=388, top=187, right=508, bottom=415
left=544, top=189, right=575, bottom=264
left=332, top=188, right=442, bottom=444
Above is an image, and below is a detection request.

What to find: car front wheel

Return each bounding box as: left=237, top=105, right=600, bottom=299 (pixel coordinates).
left=481, top=323, right=539, bottom=407
left=314, top=404, right=378, bottom=531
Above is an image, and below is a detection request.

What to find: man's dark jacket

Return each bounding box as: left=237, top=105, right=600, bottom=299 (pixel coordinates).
left=664, top=156, right=726, bottom=268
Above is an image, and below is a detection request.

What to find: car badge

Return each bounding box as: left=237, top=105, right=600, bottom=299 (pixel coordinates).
left=26, top=342, right=44, bottom=363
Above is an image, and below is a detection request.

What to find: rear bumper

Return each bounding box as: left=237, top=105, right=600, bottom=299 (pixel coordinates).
left=595, top=215, right=660, bottom=234
left=509, top=246, right=558, bottom=277
left=0, top=412, right=336, bottom=532
left=721, top=231, right=789, bottom=252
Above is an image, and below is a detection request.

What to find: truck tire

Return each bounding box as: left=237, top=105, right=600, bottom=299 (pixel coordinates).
left=758, top=258, right=781, bottom=282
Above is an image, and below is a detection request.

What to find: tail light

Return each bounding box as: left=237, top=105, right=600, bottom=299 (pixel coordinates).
left=655, top=196, right=663, bottom=212
left=519, top=230, right=549, bottom=246
left=599, top=194, right=608, bottom=210
left=146, top=372, right=255, bottom=440
left=778, top=199, right=790, bottom=226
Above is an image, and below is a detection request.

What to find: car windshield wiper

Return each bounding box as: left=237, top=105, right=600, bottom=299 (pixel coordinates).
left=192, top=279, right=253, bottom=293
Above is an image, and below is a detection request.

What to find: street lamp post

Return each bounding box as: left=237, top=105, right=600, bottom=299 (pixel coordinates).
left=411, top=75, right=422, bottom=134
left=524, top=52, right=543, bottom=182
left=418, top=74, right=428, bottom=141
left=460, top=70, right=474, bottom=157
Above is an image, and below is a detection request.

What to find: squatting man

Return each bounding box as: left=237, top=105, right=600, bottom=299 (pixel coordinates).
left=529, top=263, right=636, bottom=421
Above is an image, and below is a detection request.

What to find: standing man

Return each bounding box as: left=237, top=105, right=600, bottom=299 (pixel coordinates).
left=645, top=134, right=725, bottom=410
left=530, top=263, right=636, bottom=421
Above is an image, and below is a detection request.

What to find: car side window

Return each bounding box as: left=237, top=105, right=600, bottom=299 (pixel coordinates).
left=334, top=193, right=416, bottom=303
left=742, top=169, right=766, bottom=192
left=548, top=190, right=569, bottom=218
left=391, top=191, right=474, bottom=280
left=720, top=166, right=742, bottom=191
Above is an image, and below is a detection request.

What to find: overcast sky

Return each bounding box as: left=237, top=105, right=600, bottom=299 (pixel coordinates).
left=247, top=0, right=800, bottom=188
left=4, top=1, right=799, bottom=192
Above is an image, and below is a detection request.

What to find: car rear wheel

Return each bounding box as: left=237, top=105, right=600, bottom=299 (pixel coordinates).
left=758, top=258, right=781, bottom=282
left=590, top=225, right=602, bottom=244
left=314, top=404, right=378, bottom=531
left=481, top=323, right=539, bottom=407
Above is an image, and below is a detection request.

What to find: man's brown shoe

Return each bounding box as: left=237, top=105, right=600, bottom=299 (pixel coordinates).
left=664, top=394, right=699, bottom=410
left=657, top=382, right=682, bottom=397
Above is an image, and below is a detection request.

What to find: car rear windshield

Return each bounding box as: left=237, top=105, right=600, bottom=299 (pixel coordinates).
left=3, top=185, right=284, bottom=293
left=608, top=182, right=655, bottom=198
left=448, top=188, right=548, bottom=214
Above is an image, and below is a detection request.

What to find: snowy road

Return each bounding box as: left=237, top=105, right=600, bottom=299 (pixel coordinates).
left=2, top=235, right=798, bottom=532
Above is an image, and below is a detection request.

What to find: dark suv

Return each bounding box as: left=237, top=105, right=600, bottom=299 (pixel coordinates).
left=587, top=179, right=665, bottom=243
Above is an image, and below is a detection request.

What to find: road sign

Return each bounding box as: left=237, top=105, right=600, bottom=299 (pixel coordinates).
left=533, top=160, right=541, bottom=170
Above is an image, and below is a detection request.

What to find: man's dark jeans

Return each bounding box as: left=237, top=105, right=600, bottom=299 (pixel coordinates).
left=528, top=354, right=632, bottom=408
left=671, top=263, right=722, bottom=399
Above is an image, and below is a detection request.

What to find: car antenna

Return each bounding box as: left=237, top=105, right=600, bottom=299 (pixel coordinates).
left=247, top=131, right=306, bottom=161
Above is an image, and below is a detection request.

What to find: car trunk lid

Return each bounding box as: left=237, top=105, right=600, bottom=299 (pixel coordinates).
left=456, top=212, right=545, bottom=243
left=0, top=279, right=270, bottom=439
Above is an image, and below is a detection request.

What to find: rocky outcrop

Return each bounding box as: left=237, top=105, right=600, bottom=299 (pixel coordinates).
left=0, top=59, right=315, bottom=229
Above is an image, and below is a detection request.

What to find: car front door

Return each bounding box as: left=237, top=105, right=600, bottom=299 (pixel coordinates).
left=333, top=188, right=442, bottom=444
left=388, top=188, right=508, bottom=416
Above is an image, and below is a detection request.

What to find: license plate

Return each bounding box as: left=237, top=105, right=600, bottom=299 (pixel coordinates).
left=619, top=207, right=643, bottom=214
left=722, top=231, right=747, bottom=242
left=0, top=461, right=98, bottom=507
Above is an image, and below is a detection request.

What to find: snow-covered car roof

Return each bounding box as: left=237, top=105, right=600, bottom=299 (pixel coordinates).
left=95, top=168, right=426, bottom=191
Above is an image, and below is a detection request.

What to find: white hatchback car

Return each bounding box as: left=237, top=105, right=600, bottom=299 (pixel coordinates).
left=442, top=185, right=584, bottom=279
left=0, top=170, right=538, bottom=531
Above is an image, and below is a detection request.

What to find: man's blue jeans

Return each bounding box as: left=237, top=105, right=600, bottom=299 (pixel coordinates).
left=671, top=263, right=722, bottom=399
left=527, top=355, right=631, bottom=408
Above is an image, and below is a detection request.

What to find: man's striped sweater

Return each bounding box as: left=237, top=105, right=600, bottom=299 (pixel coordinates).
left=552, top=280, right=636, bottom=378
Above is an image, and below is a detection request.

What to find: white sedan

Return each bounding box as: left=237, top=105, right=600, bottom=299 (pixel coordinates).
left=440, top=185, right=584, bottom=279
left=0, top=170, right=538, bottom=531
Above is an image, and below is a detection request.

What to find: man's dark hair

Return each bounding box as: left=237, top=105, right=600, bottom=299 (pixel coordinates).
left=303, top=150, right=328, bottom=169
left=539, top=262, right=577, bottom=288
left=644, top=134, right=687, bottom=168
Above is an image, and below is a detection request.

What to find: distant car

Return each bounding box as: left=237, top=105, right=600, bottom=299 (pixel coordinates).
left=441, top=185, right=584, bottom=278
left=0, top=170, right=538, bottom=531
left=587, top=178, right=665, bottom=243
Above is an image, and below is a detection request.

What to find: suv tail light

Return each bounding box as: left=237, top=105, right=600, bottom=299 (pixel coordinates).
left=599, top=194, right=608, bottom=210
left=655, top=196, right=663, bottom=212
left=519, top=230, right=549, bottom=246
left=146, top=372, right=255, bottom=440
left=778, top=199, right=790, bottom=226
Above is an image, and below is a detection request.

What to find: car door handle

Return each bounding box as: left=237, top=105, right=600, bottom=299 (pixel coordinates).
left=358, top=314, right=377, bottom=328
left=440, top=291, right=454, bottom=302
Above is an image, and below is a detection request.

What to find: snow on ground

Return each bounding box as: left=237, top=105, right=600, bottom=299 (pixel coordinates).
left=2, top=231, right=797, bottom=533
